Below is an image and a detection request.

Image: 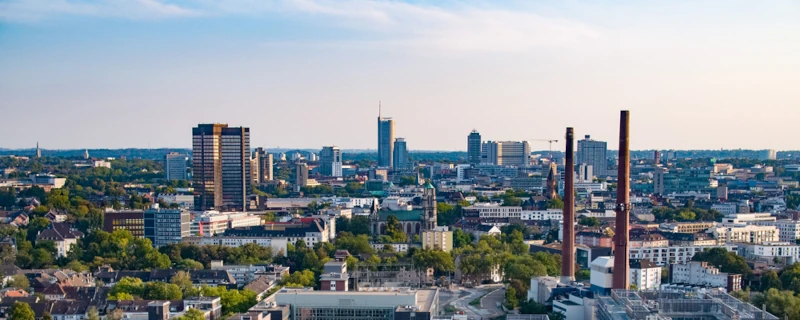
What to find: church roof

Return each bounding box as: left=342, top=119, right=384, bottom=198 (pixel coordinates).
left=377, top=210, right=423, bottom=221
left=424, top=182, right=434, bottom=189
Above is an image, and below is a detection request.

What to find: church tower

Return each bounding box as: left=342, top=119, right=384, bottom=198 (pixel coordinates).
left=422, top=182, right=437, bottom=230
left=35, top=142, right=41, bottom=158
left=369, top=198, right=381, bottom=235
left=546, top=162, right=558, bottom=200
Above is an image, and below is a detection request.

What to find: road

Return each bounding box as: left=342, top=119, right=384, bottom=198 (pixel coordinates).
left=446, top=285, right=505, bottom=320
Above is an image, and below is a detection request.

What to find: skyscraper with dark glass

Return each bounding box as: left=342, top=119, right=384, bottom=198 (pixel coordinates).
left=320, top=146, right=342, bottom=177
left=192, top=123, right=251, bottom=211
left=378, top=114, right=395, bottom=168
left=468, top=130, right=481, bottom=165
left=393, top=138, right=409, bottom=170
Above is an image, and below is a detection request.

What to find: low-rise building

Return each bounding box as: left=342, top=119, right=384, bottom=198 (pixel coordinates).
left=521, top=209, right=563, bottom=221
left=191, top=211, right=263, bottom=236
left=576, top=231, right=612, bottom=248
left=737, top=241, right=800, bottom=264
left=274, top=287, right=439, bottom=320
left=659, top=222, right=716, bottom=234
left=708, top=224, right=779, bottom=244
left=36, top=223, right=83, bottom=258
left=183, top=236, right=288, bottom=255
left=422, top=229, right=453, bottom=252
left=629, top=244, right=737, bottom=266
left=669, top=261, right=742, bottom=292
left=754, top=220, right=800, bottom=243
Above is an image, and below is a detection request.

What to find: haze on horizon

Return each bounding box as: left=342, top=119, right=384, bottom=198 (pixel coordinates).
left=1, top=1, right=798, bottom=152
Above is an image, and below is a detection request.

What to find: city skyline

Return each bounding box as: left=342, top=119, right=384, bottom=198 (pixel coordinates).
left=2, top=1, right=799, bottom=150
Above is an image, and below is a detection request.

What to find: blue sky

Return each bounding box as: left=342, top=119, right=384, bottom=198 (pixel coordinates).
left=1, top=0, right=799, bottom=151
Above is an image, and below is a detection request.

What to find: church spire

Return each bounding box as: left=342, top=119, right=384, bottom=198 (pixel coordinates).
left=35, top=142, right=41, bottom=158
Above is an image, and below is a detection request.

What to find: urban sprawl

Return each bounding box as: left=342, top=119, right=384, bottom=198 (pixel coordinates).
left=3, top=110, right=800, bottom=320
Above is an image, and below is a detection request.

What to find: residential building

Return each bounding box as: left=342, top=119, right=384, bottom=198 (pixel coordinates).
left=521, top=209, right=563, bottom=221
left=737, top=241, right=800, bottom=264
left=224, top=218, right=331, bottom=247
left=422, top=229, right=453, bottom=252
left=576, top=231, right=612, bottom=248
left=192, top=123, right=251, bottom=211
left=393, top=138, right=409, bottom=171
left=711, top=203, right=738, bottom=215
left=629, top=234, right=669, bottom=248
left=577, top=135, right=607, bottom=177
left=629, top=244, right=737, bottom=266
left=371, top=242, right=418, bottom=253
left=630, top=259, right=662, bottom=290
left=378, top=114, right=395, bottom=168
left=708, top=224, right=778, bottom=244
left=103, top=210, right=145, bottom=238
left=754, top=220, right=800, bottom=242
left=144, top=206, right=191, bottom=247
left=467, top=130, right=481, bottom=165
left=669, top=261, right=742, bottom=292
left=184, top=236, right=288, bottom=255
left=319, top=146, right=342, bottom=177
left=29, top=174, right=67, bottom=189
left=36, top=223, right=83, bottom=258
left=165, top=152, right=188, bottom=181
left=722, top=213, right=777, bottom=224
left=659, top=222, right=716, bottom=233
left=481, top=141, right=531, bottom=166
left=296, top=162, right=308, bottom=191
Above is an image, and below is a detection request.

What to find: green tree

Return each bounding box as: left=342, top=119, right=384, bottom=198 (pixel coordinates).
left=143, top=282, right=183, bottom=300
left=87, top=307, right=100, bottom=320
left=173, top=308, right=205, bottom=320
left=109, top=277, right=145, bottom=298
left=761, top=270, right=782, bottom=291
left=578, top=217, right=600, bottom=227
left=10, top=301, right=35, bottom=320
left=548, top=198, right=564, bottom=209
left=453, top=228, right=474, bottom=248
left=505, top=287, right=518, bottom=309
left=170, top=271, right=196, bottom=295
left=177, top=259, right=205, bottom=271
left=42, top=312, right=53, bottom=320
left=280, top=270, right=316, bottom=288
left=8, top=274, right=30, bottom=290
left=692, top=248, right=752, bottom=276
left=385, top=215, right=407, bottom=242
left=753, top=288, right=800, bottom=319
left=412, top=249, right=455, bottom=273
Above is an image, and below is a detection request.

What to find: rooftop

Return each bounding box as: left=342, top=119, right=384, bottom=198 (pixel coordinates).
left=596, top=289, right=778, bottom=320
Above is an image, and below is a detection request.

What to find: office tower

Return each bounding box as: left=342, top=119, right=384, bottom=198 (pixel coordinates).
left=393, top=138, right=409, bottom=170
left=165, top=152, right=188, bottom=181
left=467, top=130, right=481, bottom=164
left=258, top=148, right=274, bottom=182
left=320, top=146, right=343, bottom=177
left=250, top=150, right=260, bottom=185
left=296, top=162, right=308, bottom=191
left=192, top=123, right=251, bottom=211
left=378, top=110, right=395, bottom=168
left=144, top=205, right=191, bottom=247
left=613, top=110, right=631, bottom=289
left=422, top=183, right=437, bottom=231
left=561, top=128, right=576, bottom=284
left=480, top=141, right=531, bottom=166
left=578, top=164, right=593, bottom=183
left=577, top=135, right=608, bottom=177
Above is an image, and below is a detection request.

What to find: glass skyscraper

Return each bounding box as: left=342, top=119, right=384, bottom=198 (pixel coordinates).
left=192, top=123, right=251, bottom=211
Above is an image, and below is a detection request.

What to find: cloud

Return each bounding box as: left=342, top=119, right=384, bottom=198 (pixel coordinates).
left=0, top=0, right=198, bottom=22
left=0, top=0, right=600, bottom=53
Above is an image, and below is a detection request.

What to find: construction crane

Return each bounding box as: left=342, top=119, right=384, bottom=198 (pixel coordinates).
left=531, top=139, right=559, bottom=152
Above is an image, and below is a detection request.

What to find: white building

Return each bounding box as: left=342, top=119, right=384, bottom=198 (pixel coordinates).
left=36, top=224, right=83, bottom=258
left=629, top=244, right=737, bottom=266
left=93, top=160, right=112, bottom=168
left=464, top=203, right=522, bottom=219
left=183, top=236, right=288, bottom=255
left=708, top=224, right=779, bottom=244
left=527, top=276, right=559, bottom=304
left=737, top=241, right=800, bottom=264
left=711, top=203, right=738, bottom=215
left=191, top=211, right=263, bottom=236
left=29, top=174, right=67, bottom=189
left=521, top=209, right=563, bottom=221
left=370, top=242, right=418, bottom=253
left=754, top=220, right=800, bottom=242
left=165, top=152, right=188, bottom=181
left=721, top=213, right=776, bottom=224
left=157, top=194, right=194, bottom=208
left=669, top=261, right=742, bottom=292
left=630, top=259, right=662, bottom=290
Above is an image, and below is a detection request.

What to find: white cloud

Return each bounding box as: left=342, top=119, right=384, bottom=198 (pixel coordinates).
left=1, top=0, right=599, bottom=54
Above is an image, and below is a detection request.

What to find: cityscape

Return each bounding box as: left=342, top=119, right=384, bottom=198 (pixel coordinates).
left=2, top=1, right=800, bottom=320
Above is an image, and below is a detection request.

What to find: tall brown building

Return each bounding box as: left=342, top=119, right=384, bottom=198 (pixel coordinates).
left=193, top=124, right=251, bottom=211
left=103, top=211, right=145, bottom=238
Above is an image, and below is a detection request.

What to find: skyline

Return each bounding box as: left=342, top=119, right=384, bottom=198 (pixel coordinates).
left=2, top=1, right=799, bottom=150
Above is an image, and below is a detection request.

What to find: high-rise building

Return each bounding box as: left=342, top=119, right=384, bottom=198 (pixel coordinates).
left=165, top=152, right=188, bottom=181
left=144, top=206, right=190, bottom=247
left=192, top=124, right=251, bottom=211
left=467, top=130, right=482, bottom=165
left=296, top=162, right=308, bottom=191
left=392, top=138, right=409, bottom=170
left=578, top=164, right=593, bottom=183
left=254, top=148, right=273, bottom=182
left=577, top=135, right=608, bottom=177
left=319, top=146, right=343, bottom=177
left=378, top=112, right=395, bottom=168
left=35, top=142, right=41, bottom=158
left=481, top=141, right=530, bottom=166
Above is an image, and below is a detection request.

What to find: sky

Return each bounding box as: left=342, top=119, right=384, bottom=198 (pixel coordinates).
left=1, top=0, right=799, bottom=151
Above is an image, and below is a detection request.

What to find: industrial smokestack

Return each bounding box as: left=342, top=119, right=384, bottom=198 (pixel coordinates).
left=613, top=110, right=631, bottom=289
left=561, top=127, right=576, bottom=284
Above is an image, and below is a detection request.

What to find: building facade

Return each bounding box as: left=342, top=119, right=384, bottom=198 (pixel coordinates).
left=319, top=146, right=343, bottom=177
left=165, top=152, right=188, bottom=181
left=144, top=207, right=191, bottom=247
left=422, top=230, right=453, bottom=252
left=393, top=138, right=409, bottom=171
left=481, top=141, right=530, bottom=166
left=104, top=210, right=145, bottom=238
left=378, top=116, right=395, bottom=168
left=467, top=130, right=481, bottom=165
left=669, top=261, right=742, bottom=292
left=577, top=135, right=607, bottom=177
left=192, top=124, right=251, bottom=211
